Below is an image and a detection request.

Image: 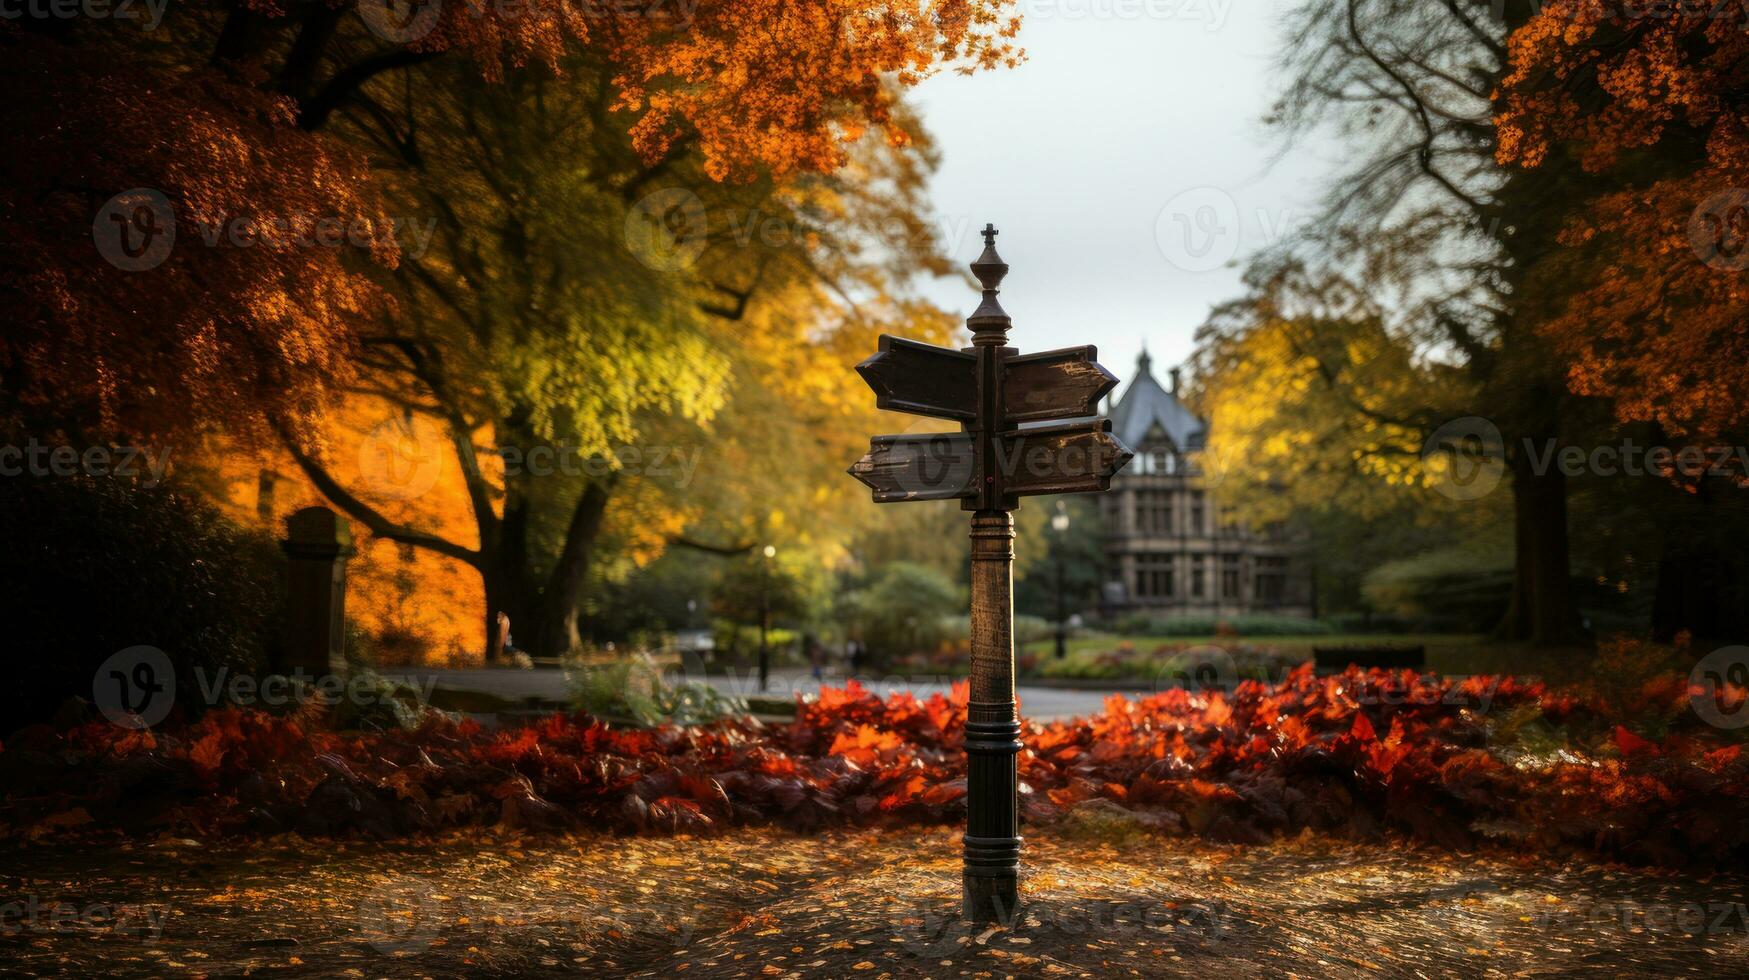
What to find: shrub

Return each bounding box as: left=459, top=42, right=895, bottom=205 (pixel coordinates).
left=566, top=651, right=747, bottom=727
left=1363, top=544, right=1513, bottom=633
left=1110, top=614, right=1333, bottom=637
left=839, top=562, right=962, bottom=664
left=0, top=476, right=286, bottom=731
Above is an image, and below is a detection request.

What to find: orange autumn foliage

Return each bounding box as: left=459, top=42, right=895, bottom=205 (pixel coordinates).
left=1497, top=2, right=1749, bottom=438
left=199, top=395, right=492, bottom=665
left=0, top=34, right=394, bottom=441
left=367, top=0, right=1022, bottom=180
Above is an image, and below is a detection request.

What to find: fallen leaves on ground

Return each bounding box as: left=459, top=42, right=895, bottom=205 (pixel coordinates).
left=2, top=666, right=1746, bottom=869
left=1, top=828, right=1745, bottom=977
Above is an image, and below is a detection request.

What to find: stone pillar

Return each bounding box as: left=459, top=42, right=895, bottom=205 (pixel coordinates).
left=280, top=506, right=355, bottom=677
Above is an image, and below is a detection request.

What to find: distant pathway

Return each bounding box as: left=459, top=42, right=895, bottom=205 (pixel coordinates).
left=387, top=667, right=1123, bottom=722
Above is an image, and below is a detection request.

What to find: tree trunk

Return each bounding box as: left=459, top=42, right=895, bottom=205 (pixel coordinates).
left=1497, top=444, right=1581, bottom=645
left=533, top=478, right=615, bottom=659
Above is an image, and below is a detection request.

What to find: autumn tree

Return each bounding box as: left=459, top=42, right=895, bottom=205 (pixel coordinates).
left=1496, top=1, right=1749, bottom=440
left=265, top=49, right=974, bottom=659
left=1192, top=260, right=1501, bottom=615
left=1245, top=0, right=1609, bottom=643
left=0, top=32, right=393, bottom=445
left=1495, top=1, right=1749, bottom=640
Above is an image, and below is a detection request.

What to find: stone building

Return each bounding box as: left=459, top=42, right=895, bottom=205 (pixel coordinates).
left=1097, top=351, right=1313, bottom=619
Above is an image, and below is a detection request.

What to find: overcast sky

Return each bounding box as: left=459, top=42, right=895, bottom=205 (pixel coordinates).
left=909, top=0, right=1338, bottom=393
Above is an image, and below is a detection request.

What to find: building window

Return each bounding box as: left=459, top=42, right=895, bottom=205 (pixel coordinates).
left=1189, top=491, right=1206, bottom=535
left=1134, top=554, right=1174, bottom=599
left=1134, top=447, right=1178, bottom=475
left=1189, top=555, right=1205, bottom=598
left=1221, top=554, right=1242, bottom=599
left=1254, top=556, right=1287, bottom=604
left=1140, top=490, right=1173, bottom=534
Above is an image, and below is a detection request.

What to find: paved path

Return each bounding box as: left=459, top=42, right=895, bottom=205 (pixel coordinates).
left=387, top=667, right=1122, bottom=722
left=4, top=829, right=1742, bottom=977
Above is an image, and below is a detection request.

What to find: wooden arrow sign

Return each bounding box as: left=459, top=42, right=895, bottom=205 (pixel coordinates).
left=1003, top=346, right=1120, bottom=424
left=855, top=337, right=976, bottom=421
left=857, top=337, right=1119, bottom=426
left=846, top=431, right=976, bottom=502
left=1000, top=419, right=1133, bottom=496
left=848, top=420, right=1132, bottom=503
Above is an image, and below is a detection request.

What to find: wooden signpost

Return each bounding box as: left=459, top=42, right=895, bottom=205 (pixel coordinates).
left=849, top=225, right=1133, bottom=922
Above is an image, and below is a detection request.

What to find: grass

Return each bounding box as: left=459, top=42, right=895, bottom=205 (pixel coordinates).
left=1020, top=633, right=1482, bottom=660
left=1019, top=633, right=1599, bottom=685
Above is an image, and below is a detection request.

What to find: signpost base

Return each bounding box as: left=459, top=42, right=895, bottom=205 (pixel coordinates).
left=963, top=510, right=1022, bottom=923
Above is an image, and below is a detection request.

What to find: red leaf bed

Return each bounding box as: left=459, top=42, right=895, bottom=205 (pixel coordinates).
left=2, top=666, right=1744, bottom=867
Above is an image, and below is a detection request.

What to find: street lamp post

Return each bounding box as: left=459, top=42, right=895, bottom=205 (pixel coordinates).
left=758, top=544, right=776, bottom=692
left=1051, top=502, right=1070, bottom=659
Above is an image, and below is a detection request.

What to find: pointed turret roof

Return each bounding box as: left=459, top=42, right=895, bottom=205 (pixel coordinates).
left=1109, top=351, right=1206, bottom=451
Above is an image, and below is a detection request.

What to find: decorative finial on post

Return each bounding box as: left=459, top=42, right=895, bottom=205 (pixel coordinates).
left=968, top=222, right=1011, bottom=347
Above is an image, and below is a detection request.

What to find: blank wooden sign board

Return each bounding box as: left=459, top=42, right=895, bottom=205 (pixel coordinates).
left=849, top=225, right=1133, bottom=922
